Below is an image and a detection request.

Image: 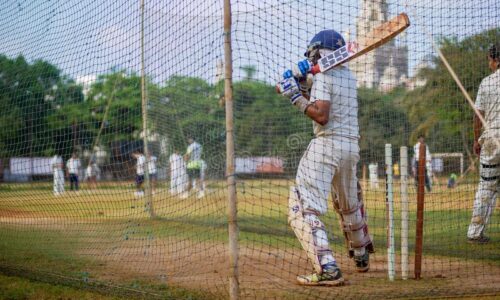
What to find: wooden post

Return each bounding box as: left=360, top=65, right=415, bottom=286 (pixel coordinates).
left=400, top=146, right=409, bottom=280
left=224, top=0, right=239, bottom=299
left=415, top=142, right=426, bottom=279
left=140, top=0, right=154, bottom=218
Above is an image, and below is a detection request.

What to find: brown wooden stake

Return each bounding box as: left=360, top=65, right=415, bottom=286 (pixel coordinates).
left=414, top=142, right=426, bottom=279
left=224, top=0, right=239, bottom=298
left=140, top=0, right=154, bottom=218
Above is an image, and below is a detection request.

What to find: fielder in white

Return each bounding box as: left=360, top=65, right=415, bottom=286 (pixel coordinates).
left=413, top=134, right=432, bottom=192
left=66, top=152, right=81, bottom=191
left=51, top=154, right=64, bottom=196
left=278, top=30, right=374, bottom=286
left=467, top=43, right=500, bottom=244
left=185, top=137, right=205, bottom=199
left=169, top=149, right=188, bottom=198
left=132, top=150, right=146, bottom=197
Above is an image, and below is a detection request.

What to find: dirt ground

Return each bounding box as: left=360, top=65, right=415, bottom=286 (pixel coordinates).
left=77, top=236, right=500, bottom=300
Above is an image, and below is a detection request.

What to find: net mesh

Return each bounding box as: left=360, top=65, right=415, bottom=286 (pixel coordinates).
left=0, top=0, right=498, bottom=299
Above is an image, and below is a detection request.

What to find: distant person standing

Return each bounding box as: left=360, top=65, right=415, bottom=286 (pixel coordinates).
left=147, top=151, right=158, bottom=194
left=413, top=134, right=432, bottom=192
left=368, top=163, right=379, bottom=189
left=467, top=43, right=500, bottom=244
left=447, top=173, right=457, bottom=189
left=85, top=159, right=99, bottom=190
left=185, top=137, right=205, bottom=199
left=169, top=149, right=188, bottom=198
left=66, top=152, right=81, bottom=192
left=132, top=150, right=146, bottom=197
left=51, top=154, right=65, bottom=196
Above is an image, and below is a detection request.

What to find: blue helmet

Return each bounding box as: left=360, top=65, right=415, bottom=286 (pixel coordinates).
left=304, top=30, right=345, bottom=57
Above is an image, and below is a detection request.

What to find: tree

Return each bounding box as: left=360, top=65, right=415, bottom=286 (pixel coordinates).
left=403, top=28, right=500, bottom=168
left=358, top=87, right=409, bottom=165
left=0, top=55, right=83, bottom=158
left=85, top=71, right=143, bottom=145
left=154, top=76, right=225, bottom=174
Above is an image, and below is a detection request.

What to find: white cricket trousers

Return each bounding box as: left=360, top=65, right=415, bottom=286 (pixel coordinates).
left=468, top=137, right=499, bottom=239
left=53, top=169, right=65, bottom=195
left=170, top=172, right=188, bottom=195
left=296, top=135, right=366, bottom=250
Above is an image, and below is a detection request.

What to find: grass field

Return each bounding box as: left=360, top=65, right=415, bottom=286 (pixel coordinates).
left=0, top=178, right=498, bottom=299
left=0, top=273, right=124, bottom=300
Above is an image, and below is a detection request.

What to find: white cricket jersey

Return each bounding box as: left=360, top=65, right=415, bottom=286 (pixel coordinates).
left=310, top=66, right=359, bottom=139
left=66, top=158, right=81, bottom=174
left=51, top=155, right=63, bottom=170
left=136, top=154, right=146, bottom=175
left=148, top=155, right=157, bottom=174
left=475, top=69, right=500, bottom=140
left=414, top=142, right=432, bottom=162
left=186, top=142, right=202, bottom=161
left=169, top=153, right=186, bottom=174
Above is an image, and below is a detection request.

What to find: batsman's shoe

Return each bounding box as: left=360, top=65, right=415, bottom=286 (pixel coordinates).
left=296, top=266, right=344, bottom=286
left=353, top=252, right=370, bottom=273
left=468, top=235, right=490, bottom=244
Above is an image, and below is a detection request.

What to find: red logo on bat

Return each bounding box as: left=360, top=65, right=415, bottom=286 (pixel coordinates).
left=348, top=41, right=359, bottom=54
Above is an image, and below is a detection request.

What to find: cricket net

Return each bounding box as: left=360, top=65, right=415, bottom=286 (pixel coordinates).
left=0, top=0, right=498, bottom=299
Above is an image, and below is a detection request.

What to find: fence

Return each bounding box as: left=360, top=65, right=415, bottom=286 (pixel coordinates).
left=0, top=0, right=499, bottom=299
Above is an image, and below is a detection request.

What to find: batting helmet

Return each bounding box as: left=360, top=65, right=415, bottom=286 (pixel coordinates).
left=304, top=30, right=345, bottom=57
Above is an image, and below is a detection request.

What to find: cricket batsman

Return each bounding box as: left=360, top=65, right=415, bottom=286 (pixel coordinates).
left=277, top=30, right=374, bottom=286
left=467, top=43, right=500, bottom=244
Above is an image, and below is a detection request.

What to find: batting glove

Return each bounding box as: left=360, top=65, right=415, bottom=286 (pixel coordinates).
left=277, top=77, right=310, bottom=113
left=282, top=69, right=313, bottom=93
left=292, top=59, right=313, bottom=78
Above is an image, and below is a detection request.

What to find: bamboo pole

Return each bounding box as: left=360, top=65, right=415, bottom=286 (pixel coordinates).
left=385, top=144, right=395, bottom=281
left=224, top=0, right=239, bottom=299
left=140, top=0, right=154, bottom=218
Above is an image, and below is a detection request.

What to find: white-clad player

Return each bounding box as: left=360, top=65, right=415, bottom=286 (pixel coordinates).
left=185, top=137, right=205, bottom=199
left=132, top=149, right=146, bottom=197
left=467, top=43, right=500, bottom=244
left=278, top=30, right=374, bottom=286
left=169, top=149, right=189, bottom=198
left=51, top=154, right=65, bottom=196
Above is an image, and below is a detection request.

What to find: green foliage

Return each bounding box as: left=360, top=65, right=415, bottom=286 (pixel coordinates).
left=233, top=79, right=310, bottom=173
left=0, top=55, right=83, bottom=158
left=85, top=71, right=144, bottom=144
left=154, top=76, right=225, bottom=173
left=358, top=87, right=409, bottom=164
left=403, top=28, right=499, bottom=159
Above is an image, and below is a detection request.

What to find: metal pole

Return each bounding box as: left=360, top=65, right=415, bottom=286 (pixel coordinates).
left=415, top=142, right=426, bottom=279
left=224, top=0, right=239, bottom=298
left=400, top=146, right=409, bottom=280
left=140, top=0, right=154, bottom=218
left=385, top=144, right=395, bottom=281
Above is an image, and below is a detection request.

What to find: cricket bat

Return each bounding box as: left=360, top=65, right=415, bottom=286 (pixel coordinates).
left=277, top=13, right=410, bottom=92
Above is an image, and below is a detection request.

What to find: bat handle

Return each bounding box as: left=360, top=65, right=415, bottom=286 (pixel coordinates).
left=275, top=84, right=282, bottom=94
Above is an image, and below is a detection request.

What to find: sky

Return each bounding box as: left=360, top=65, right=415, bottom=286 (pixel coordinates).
left=0, top=0, right=498, bottom=86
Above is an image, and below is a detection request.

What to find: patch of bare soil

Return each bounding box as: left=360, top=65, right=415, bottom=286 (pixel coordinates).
left=79, top=237, right=500, bottom=299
